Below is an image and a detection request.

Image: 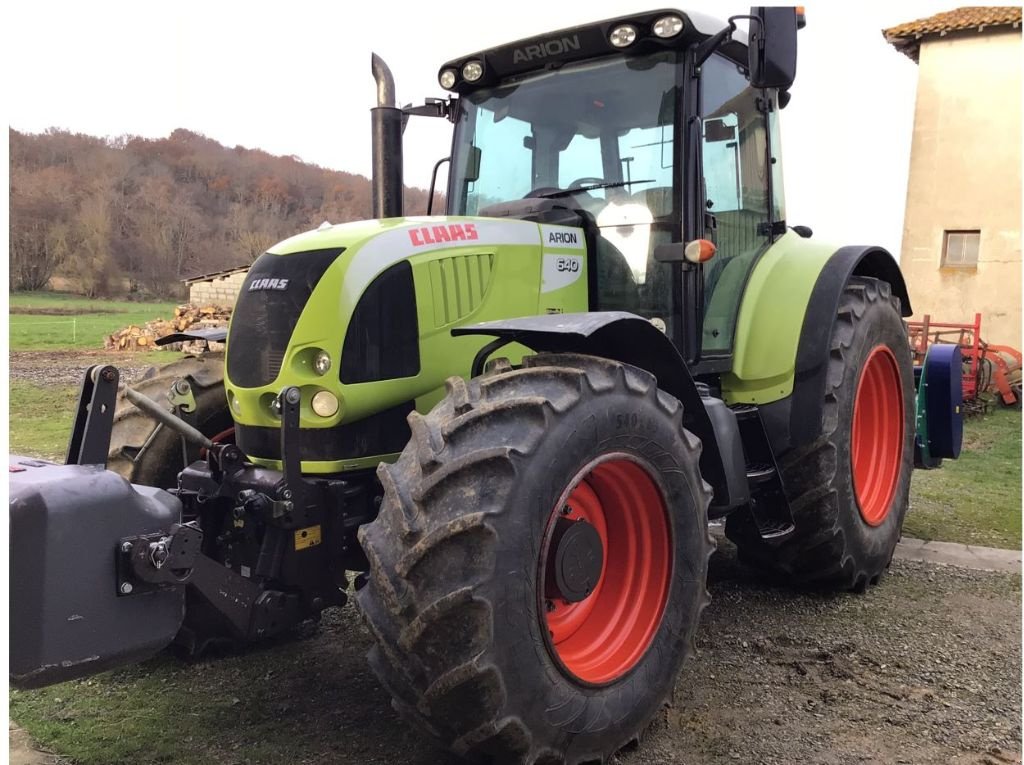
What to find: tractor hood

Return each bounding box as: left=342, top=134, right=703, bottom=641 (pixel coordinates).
left=267, top=216, right=542, bottom=307
left=224, top=215, right=589, bottom=473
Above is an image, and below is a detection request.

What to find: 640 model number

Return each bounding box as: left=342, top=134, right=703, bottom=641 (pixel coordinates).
left=556, top=257, right=580, bottom=273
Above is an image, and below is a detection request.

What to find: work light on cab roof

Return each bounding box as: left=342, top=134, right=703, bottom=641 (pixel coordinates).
left=653, top=14, right=685, bottom=37
left=609, top=24, right=638, bottom=47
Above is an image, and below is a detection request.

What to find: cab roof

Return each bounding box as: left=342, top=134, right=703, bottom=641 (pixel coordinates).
left=439, top=9, right=749, bottom=94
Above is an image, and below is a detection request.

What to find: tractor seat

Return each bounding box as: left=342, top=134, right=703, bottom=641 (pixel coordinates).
left=631, top=187, right=675, bottom=219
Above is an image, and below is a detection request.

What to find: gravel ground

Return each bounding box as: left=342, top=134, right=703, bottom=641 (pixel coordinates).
left=9, top=351, right=173, bottom=387
left=11, top=541, right=1020, bottom=765
left=623, top=539, right=1021, bottom=765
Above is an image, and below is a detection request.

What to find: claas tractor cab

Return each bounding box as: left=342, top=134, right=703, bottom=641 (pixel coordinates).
left=9, top=8, right=964, bottom=763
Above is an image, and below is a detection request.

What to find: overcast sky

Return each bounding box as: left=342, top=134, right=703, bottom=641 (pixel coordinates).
left=7, top=1, right=958, bottom=256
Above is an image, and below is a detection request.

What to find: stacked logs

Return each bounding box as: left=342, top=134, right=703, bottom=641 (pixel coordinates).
left=104, top=304, right=232, bottom=351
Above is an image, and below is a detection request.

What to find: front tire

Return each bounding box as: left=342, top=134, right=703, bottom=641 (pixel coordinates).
left=357, top=353, right=712, bottom=764
left=726, top=276, right=915, bottom=590
left=106, top=354, right=229, bottom=489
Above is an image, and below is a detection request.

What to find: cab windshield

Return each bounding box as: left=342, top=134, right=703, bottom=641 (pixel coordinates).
left=446, top=50, right=679, bottom=329
left=448, top=52, right=681, bottom=288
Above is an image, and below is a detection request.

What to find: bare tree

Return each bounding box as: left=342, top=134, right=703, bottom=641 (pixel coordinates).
left=68, top=188, right=115, bottom=297
left=9, top=167, right=76, bottom=290
left=9, top=126, right=435, bottom=297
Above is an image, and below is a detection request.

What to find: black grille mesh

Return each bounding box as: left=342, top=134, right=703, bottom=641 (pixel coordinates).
left=226, top=248, right=343, bottom=388
left=340, top=261, right=420, bottom=384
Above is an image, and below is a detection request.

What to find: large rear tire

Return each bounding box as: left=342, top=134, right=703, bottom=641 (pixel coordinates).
left=726, top=276, right=915, bottom=590
left=357, top=353, right=712, bottom=764
left=106, top=354, right=229, bottom=490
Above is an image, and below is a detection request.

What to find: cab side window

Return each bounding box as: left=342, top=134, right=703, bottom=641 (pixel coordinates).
left=700, top=54, right=772, bottom=354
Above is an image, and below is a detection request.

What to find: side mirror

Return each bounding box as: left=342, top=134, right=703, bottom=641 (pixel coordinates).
left=748, top=7, right=798, bottom=90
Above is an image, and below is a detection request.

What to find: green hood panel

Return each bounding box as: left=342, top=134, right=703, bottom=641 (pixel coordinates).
left=269, top=217, right=406, bottom=256
left=225, top=216, right=590, bottom=472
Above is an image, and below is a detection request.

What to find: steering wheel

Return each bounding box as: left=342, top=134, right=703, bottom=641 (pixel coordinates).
left=568, top=176, right=606, bottom=190
left=522, top=187, right=562, bottom=199
left=519, top=179, right=607, bottom=215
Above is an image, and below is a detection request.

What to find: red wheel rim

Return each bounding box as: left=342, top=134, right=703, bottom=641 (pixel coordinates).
left=539, top=457, right=671, bottom=685
left=851, top=345, right=904, bottom=526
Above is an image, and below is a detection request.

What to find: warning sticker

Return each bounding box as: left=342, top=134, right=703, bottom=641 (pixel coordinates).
left=294, top=525, right=322, bottom=551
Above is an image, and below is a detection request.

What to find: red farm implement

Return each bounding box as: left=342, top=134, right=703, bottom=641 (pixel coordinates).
left=908, top=313, right=1023, bottom=412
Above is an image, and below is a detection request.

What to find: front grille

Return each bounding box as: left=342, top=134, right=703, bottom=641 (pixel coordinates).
left=265, top=350, right=286, bottom=384
left=226, top=248, right=343, bottom=388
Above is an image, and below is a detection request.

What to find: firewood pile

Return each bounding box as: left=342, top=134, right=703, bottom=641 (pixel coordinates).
left=104, top=304, right=231, bottom=352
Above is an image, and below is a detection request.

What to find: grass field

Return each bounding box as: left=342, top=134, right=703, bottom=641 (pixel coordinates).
left=9, top=291, right=179, bottom=350
left=9, top=381, right=80, bottom=461
left=9, top=291, right=185, bottom=460
left=904, top=405, right=1022, bottom=548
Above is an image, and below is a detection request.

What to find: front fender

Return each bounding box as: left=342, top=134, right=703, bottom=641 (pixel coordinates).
left=454, top=312, right=743, bottom=511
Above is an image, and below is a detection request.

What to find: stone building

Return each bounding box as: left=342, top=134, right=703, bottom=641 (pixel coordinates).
left=183, top=265, right=250, bottom=306
left=884, top=7, right=1022, bottom=347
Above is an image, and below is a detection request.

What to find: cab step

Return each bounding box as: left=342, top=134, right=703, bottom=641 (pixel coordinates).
left=732, top=405, right=795, bottom=541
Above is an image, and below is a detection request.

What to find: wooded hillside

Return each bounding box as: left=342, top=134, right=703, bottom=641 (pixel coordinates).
left=9, top=128, right=438, bottom=298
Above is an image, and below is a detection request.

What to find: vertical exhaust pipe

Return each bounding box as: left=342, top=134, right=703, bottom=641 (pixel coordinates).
left=371, top=53, right=404, bottom=219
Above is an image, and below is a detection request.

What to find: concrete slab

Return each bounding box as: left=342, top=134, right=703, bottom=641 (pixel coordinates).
left=895, top=537, right=1022, bottom=574
left=710, top=523, right=1021, bottom=574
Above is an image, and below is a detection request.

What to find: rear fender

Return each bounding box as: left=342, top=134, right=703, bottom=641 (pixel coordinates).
left=723, top=235, right=912, bottom=454
left=782, top=246, right=911, bottom=452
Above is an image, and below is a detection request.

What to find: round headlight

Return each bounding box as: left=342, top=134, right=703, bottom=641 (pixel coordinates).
left=313, top=350, right=332, bottom=376
left=311, top=390, right=340, bottom=418
left=653, top=15, right=684, bottom=38
left=609, top=24, right=638, bottom=48
left=462, top=60, right=483, bottom=82
left=439, top=69, right=457, bottom=90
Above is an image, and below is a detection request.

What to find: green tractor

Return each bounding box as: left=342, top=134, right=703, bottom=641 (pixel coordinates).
left=10, top=7, right=963, bottom=763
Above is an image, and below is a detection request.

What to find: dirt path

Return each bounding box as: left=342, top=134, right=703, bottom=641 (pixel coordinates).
left=9, top=722, right=59, bottom=765
left=11, top=542, right=1020, bottom=765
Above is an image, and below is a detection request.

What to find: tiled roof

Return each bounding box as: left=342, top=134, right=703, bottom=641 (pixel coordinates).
left=883, top=6, right=1022, bottom=61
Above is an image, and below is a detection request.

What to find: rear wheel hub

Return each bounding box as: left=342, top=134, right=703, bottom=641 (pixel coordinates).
left=545, top=517, right=604, bottom=603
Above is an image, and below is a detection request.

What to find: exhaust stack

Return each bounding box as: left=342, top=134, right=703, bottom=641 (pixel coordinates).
left=370, top=53, right=404, bottom=219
